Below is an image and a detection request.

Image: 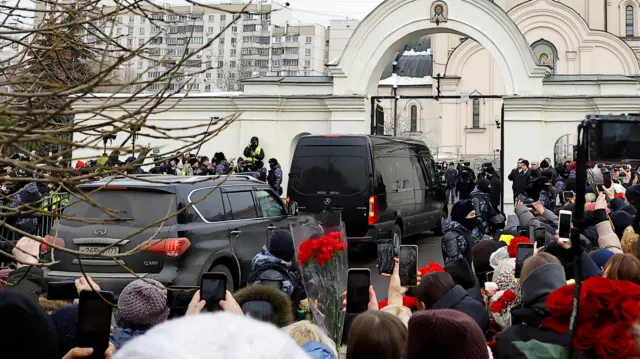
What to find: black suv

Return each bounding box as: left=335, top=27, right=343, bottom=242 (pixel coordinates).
left=43, top=174, right=295, bottom=296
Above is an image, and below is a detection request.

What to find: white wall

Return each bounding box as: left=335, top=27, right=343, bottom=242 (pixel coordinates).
left=327, top=20, right=360, bottom=64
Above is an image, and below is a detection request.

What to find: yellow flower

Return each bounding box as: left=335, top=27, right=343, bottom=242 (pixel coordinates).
left=499, top=235, right=514, bottom=246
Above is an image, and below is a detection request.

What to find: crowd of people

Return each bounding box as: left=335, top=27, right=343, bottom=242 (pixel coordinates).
left=1, top=154, right=639, bottom=359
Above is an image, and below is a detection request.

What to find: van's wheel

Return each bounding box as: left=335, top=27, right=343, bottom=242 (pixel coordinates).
left=210, top=264, right=235, bottom=293
left=392, top=224, right=402, bottom=255
left=432, top=207, right=447, bottom=236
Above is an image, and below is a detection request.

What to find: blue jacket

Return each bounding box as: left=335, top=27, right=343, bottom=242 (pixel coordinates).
left=301, top=341, right=336, bottom=359
left=431, top=285, right=490, bottom=332
left=268, top=164, right=283, bottom=191
left=110, top=327, right=147, bottom=350
left=249, top=246, right=295, bottom=295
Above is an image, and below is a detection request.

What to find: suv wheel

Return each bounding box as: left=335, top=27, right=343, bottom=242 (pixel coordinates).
left=392, top=224, right=402, bottom=255
left=210, top=264, right=235, bottom=293
left=433, top=209, right=446, bottom=236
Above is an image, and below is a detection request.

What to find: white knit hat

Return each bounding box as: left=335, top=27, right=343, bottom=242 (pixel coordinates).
left=113, top=312, right=310, bottom=359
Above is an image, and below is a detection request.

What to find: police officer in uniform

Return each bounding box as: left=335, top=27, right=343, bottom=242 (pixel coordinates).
left=243, top=136, right=265, bottom=167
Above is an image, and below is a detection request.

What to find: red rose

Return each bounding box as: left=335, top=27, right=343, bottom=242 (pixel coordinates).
left=582, top=276, right=619, bottom=307
left=546, top=283, right=576, bottom=316
left=541, top=315, right=570, bottom=333
left=614, top=298, right=640, bottom=323
left=501, top=290, right=517, bottom=303
left=573, top=320, right=601, bottom=351
left=490, top=300, right=507, bottom=313
left=614, top=280, right=640, bottom=301
left=594, top=322, right=639, bottom=359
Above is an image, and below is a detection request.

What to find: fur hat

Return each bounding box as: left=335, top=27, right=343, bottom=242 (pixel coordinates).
left=116, top=279, right=169, bottom=329
left=113, top=312, right=309, bottom=359
left=232, top=284, right=294, bottom=328
left=622, top=226, right=639, bottom=258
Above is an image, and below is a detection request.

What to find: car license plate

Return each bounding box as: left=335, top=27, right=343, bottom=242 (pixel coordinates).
left=79, top=246, right=120, bottom=256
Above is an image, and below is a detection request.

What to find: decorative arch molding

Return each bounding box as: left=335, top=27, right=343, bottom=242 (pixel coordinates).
left=508, top=0, right=640, bottom=75
left=446, top=39, right=485, bottom=76
left=329, top=0, right=549, bottom=96
left=405, top=99, right=423, bottom=111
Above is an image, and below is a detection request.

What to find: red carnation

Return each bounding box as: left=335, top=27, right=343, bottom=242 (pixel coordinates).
left=296, top=232, right=347, bottom=267
left=615, top=298, right=640, bottom=323
left=582, top=276, right=619, bottom=306
left=418, top=262, right=445, bottom=276
left=614, top=193, right=625, bottom=200
left=507, top=236, right=531, bottom=258
left=490, top=300, right=507, bottom=313
left=614, top=280, right=640, bottom=301
left=594, top=322, right=639, bottom=359
left=501, top=289, right=517, bottom=303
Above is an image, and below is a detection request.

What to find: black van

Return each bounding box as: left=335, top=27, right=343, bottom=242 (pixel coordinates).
left=287, top=135, right=446, bottom=250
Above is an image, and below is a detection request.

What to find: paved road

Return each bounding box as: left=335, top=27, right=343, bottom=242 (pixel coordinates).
left=348, top=231, right=444, bottom=301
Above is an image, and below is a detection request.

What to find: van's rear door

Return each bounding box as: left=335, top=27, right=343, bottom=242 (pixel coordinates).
left=288, top=136, right=372, bottom=238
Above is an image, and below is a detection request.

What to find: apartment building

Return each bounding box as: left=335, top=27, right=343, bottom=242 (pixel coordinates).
left=66, top=2, right=325, bottom=93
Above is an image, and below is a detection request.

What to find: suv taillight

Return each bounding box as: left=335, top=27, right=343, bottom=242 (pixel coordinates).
left=42, top=235, right=65, bottom=254
left=144, top=238, right=191, bottom=258
left=368, top=195, right=379, bottom=225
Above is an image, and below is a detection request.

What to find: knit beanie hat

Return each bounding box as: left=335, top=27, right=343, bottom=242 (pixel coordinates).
left=0, top=291, right=58, bottom=359
left=611, top=210, right=633, bottom=240
left=113, top=312, right=311, bottom=359
left=476, top=178, right=491, bottom=194
left=589, top=249, right=615, bottom=269
left=50, top=304, right=79, bottom=357
left=116, top=279, right=169, bottom=329
left=625, top=184, right=640, bottom=207
left=268, top=228, right=295, bottom=262
left=451, top=200, right=475, bottom=223
left=403, top=309, right=489, bottom=359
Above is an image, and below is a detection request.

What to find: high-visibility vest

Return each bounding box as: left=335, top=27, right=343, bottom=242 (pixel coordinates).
left=43, top=192, right=69, bottom=212
left=245, top=146, right=262, bottom=164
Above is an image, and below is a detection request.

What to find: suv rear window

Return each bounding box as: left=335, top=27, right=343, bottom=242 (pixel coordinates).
left=291, top=156, right=368, bottom=195
left=61, top=191, right=177, bottom=227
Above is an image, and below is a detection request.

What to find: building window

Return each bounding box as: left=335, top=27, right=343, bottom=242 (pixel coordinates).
left=410, top=105, right=417, bottom=132
left=472, top=99, right=480, bottom=128
left=305, top=36, right=312, bottom=44
left=531, top=39, right=558, bottom=74
left=627, top=6, right=634, bottom=37
left=305, top=48, right=311, bottom=56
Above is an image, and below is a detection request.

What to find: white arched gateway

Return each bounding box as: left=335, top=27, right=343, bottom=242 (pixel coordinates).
left=329, top=0, right=549, bottom=96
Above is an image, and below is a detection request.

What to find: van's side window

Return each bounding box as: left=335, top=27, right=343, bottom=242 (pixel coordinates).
left=411, top=156, right=428, bottom=190
left=425, top=158, right=438, bottom=186
left=394, top=157, right=414, bottom=190
left=374, top=157, right=395, bottom=192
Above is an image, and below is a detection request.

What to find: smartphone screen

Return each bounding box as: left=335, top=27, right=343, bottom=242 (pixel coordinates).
left=346, top=269, right=370, bottom=314
left=399, top=245, right=418, bottom=287
left=563, top=191, right=573, bottom=201
left=514, top=244, right=535, bottom=278
left=77, top=290, right=113, bottom=359
left=47, top=281, right=79, bottom=301
left=376, top=239, right=395, bottom=275
left=200, top=273, right=227, bottom=312
left=603, top=171, right=611, bottom=184
left=558, top=211, right=572, bottom=242
left=166, top=286, right=198, bottom=308
left=534, top=227, right=546, bottom=247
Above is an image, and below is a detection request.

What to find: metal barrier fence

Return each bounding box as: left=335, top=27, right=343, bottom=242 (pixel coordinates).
left=0, top=193, right=68, bottom=242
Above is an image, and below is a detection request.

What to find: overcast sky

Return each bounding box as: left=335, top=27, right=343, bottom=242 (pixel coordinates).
left=279, top=0, right=383, bottom=25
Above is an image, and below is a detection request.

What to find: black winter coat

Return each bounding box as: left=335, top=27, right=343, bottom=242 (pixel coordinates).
left=431, top=285, right=490, bottom=332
